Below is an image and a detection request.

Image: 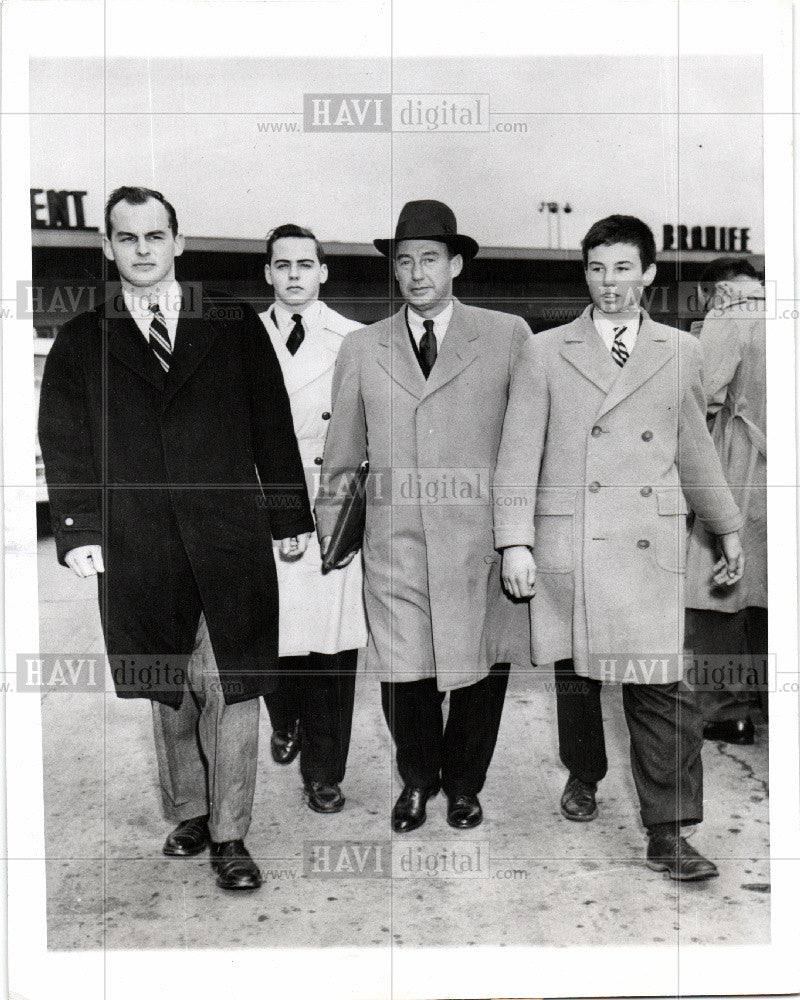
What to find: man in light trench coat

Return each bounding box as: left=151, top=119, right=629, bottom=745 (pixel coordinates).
left=685, top=257, right=768, bottom=743
left=317, top=200, right=535, bottom=833
left=499, top=215, right=745, bottom=880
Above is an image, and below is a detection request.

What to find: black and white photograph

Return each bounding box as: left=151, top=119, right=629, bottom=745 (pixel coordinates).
left=2, top=2, right=798, bottom=999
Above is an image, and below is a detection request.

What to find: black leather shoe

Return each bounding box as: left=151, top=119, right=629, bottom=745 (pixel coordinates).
left=703, top=717, right=755, bottom=745
left=392, top=783, right=440, bottom=833
left=646, top=829, right=719, bottom=881
left=162, top=815, right=210, bottom=857
left=210, top=840, right=262, bottom=890
left=560, top=775, right=598, bottom=821
left=446, top=793, right=483, bottom=829
left=304, top=780, right=345, bottom=814
left=271, top=721, right=301, bottom=764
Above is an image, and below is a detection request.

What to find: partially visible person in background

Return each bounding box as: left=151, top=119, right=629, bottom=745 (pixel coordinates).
left=259, top=224, right=367, bottom=814
left=685, top=257, right=767, bottom=745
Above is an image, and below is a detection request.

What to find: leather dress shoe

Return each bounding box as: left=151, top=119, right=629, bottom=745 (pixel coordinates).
left=304, top=780, right=345, bottom=814
left=446, top=793, right=483, bottom=829
left=646, top=828, right=719, bottom=881
left=271, top=721, right=301, bottom=764
left=703, top=717, right=755, bottom=745
left=560, top=775, right=598, bottom=821
left=162, top=815, right=210, bottom=857
left=392, top=783, right=440, bottom=833
left=210, top=839, right=262, bottom=890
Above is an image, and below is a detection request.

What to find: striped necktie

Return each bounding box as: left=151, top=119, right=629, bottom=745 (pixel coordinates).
left=611, top=325, right=629, bottom=368
left=148, top=303, right=172, bottom=373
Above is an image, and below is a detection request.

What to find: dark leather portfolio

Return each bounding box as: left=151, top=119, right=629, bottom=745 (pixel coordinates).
left=321, top=460, right=369, bottom=573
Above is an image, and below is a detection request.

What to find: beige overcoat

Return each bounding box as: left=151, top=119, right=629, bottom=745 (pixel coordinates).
left=685, top=284, right=767, bottom=612
left=494, top=306, right=743, bottom=683
left=316, top=298, right=536, bottom=691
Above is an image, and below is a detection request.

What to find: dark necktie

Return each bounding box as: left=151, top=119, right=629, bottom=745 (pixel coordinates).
left=286, top=313, right=305, bottom=355
left=611, top=325, right=629, bottom=368
left=148, top=304, right=172, bottom=373
left=419, top=319, right=437, bottom=378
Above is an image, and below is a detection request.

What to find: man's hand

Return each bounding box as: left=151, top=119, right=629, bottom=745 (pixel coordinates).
left=279, top=533, right=312, bottom=560
left=712, top=531, right=745, bottom=586
left=64, top=544, right=105, bottom=578
left=501, top=545, right=536, bottom=599
left=320, top=535, right=357, bottom=569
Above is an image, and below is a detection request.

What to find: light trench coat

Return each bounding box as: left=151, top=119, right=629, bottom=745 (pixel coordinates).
left=685, top=282, right=767, bottom=612
left=316, top=299, right=537, bottom=691
left=260, top=302, right=367, bottom=656
left=493, top=306, right=743, bottom=683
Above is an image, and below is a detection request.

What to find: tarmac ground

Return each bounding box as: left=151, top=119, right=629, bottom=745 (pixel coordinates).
left=37, top=536, right=770, bottom=951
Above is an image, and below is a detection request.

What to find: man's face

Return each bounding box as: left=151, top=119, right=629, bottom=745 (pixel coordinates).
left=584, top=242, right=656, bottom=315
left=265, top=237, right=328, bottom=309
left=103, top=198, right=184, bottom=289
left=394, top=239, right=462, bottom=315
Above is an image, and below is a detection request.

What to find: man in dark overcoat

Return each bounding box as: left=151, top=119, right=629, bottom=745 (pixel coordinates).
left=38, top=186, right=313, bottom=891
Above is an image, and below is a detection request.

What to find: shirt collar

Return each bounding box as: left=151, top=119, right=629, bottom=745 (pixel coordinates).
left=122, top=279, right=182, bottom=322
left=270, top=299, right=322, bottom=337
left=406, top=300, right=454, bottom=343
left=592, top=307, right=641, bottom=342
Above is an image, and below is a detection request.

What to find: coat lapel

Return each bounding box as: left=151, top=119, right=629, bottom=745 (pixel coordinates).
left=104, top=292, right=165, bottom=390
left=162, top=299, right=222, bottom=408
left=558, top=307, right=618, bottom=397
left=594, top=310, right=672, bottom=420
left=264, top=303, right=342, bottom=396
left=375, top=307, right=426, bottom=401
left=420, top=298, right=479, bottom=400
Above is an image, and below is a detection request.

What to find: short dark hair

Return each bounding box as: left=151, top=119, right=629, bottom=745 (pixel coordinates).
left=105, top=186, right=179, bottom=237
left=581, top=215, right=657, bottom=271
left=700, top=256, right=760, bottom=286
left=265, top=224, right=326, bottom=265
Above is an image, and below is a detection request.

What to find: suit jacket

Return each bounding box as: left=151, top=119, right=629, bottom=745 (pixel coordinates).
left=494, top=305, right=743, bottom=682
left=316, top=298, right=535, bottom=691
left=685, top=286, right=767, bottom=612
left=38, top=288, right=314, bottom=706
left=260, top=301, right=368, bottom=656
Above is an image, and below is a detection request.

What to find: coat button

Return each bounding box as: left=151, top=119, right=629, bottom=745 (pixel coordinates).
left=641, top=430, right=653, bottom=441
left=322, top=411, right=331, bottom=420
left=591, top=425, right=603, bottom=437
left=637, top=539, right=650, bottom=549
left=314, top=456, right=323, bottom=465
left=65, top=517, right=74, bottom=526
left=588, top=482, right=601, bottom=493
left=640, top=486, right=652, bottom=497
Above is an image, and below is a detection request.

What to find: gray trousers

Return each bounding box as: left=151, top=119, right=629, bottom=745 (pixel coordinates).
left=151, top=615, right=260, bottom=842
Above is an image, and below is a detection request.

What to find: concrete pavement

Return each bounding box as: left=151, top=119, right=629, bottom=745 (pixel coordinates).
left=37, top=536, right=770, bottom=951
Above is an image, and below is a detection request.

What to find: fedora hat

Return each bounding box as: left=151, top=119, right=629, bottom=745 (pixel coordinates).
left=374, top=200, right=479, bottom=260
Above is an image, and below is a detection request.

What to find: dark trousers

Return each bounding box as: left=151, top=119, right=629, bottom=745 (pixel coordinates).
left=263, top=649, right=358, bottom=784
left=554, top=658, right=703, bottom=828
left=686, top=607, right=768, bottom=722
left=380, top=663, right=510, bottom=797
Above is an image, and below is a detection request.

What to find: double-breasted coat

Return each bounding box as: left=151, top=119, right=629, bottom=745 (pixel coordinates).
left=259, top=301, right=368, bottom=656
left=494, top=306, right=743, bottom=682
left=316, top=299, right=536, bottom=691
left=685, top=285, right=767, bottom=612
left=38, top=290, right=314, bottom=707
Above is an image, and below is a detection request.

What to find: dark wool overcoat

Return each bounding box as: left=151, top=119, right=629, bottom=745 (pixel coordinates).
left=38, top=290, right=314, bottom=706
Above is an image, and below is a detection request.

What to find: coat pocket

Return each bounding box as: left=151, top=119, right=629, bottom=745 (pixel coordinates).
left=654, top=488, right=690, bottom=573
left=534, top=488, right=577, bottom=573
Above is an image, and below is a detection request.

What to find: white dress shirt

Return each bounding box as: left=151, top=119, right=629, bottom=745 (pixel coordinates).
left=268, top=300, right=323, bottom=346
left=592, top=307, right=641, bottom=358
left=123, top=279, right=182, bottom=347
left=406, top=300, right=454, bottom=350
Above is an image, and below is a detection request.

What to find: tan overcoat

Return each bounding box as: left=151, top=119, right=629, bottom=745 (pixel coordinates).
left=494, top=306, right=743, bottom=683
left=685, top=284, right=767, bottom=612
left=316, top=298, right=536, bottom=691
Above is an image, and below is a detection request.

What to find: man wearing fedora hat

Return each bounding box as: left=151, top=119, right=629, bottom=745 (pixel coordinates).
left=317, top=200, right=535, bottom=832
